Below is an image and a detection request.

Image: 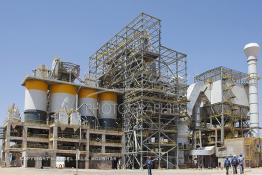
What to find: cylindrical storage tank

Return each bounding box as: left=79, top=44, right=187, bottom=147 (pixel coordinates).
left=78, top=88, right=98, bottom=127
left=50, top=84, right=76, bottom=114
left=24, top=80, right=48, bottom=123
left=98, top=92, right=117, bottom=128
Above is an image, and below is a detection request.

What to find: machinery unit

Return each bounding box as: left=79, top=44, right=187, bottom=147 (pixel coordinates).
left=188, top=66, right=250, bottom=168
left=50, top=84, right=76, bottom=114
left=51, top=58, right=80, bottom=82
left=78, top=88, right=98, bottom=127
left=33, top=64, right=49, bottom=79
left=24, top=80, right=48, bottom=123
left=8, top=104, right=20, bottom=120
left=84, top=74, right=98, bottom=87
left=98, top=92, right=117, bottom=128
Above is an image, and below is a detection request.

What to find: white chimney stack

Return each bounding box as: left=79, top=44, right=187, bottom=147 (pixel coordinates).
left=243, top=43, right=260, bottom=137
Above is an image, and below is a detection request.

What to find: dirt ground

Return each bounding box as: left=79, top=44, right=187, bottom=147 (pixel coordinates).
left=0, top=167, right=262, bottom=175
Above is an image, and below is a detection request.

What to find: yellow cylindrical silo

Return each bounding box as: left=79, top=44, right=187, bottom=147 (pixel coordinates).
left=78, top=88, right=98, bottom=127
left=50, top=84, right=76, bottom=114
left=98, top=91, right=117, bottom=128
left=24, top=80, right=48, bottom=122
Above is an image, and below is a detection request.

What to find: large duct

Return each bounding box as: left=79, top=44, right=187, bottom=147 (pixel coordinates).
left=243, top=43, right=260, bottom=137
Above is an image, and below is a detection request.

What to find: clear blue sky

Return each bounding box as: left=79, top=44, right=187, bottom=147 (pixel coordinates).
left=0, top=0, right=261, bottom=124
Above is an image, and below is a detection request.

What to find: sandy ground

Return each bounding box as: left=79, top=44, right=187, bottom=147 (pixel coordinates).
left=0, top=168, right=262, bottom=175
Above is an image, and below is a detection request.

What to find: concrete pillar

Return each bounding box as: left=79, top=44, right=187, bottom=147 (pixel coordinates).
left=51, top=126, right=58, bottom=168
left=4, top=151, right=10, bottom=167
left=49, top=127, right=52, bottom=149
left=22, top=151, right=27, bottom=168
left=102, top=134, right=106, bottom=153
left=50, top=152, right=56, bottom=168
left=5, top=122, right=11, bottom=148
left=4, top=121, right=11, bottom=167
left=35, top=156, right=42, bottom=169
left=53, top=126, right=58, bottom=149
left=22, top=127, right=27, bottom=149
left=85, top=131, right=90, bottom=169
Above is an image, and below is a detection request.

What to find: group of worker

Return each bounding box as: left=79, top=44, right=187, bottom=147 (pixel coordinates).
left=224, top=154, right=244, bottom=174
left=146, top=155, right=244, bottom=175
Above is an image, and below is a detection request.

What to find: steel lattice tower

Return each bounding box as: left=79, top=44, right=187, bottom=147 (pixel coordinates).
left=89, top=13, right=187, bottom=169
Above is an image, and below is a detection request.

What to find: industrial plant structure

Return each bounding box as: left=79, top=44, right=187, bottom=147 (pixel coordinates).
left=0, top=13, right=261, bottom=169
left=188, top=43, right=261, bottom=168
left=1, top=59, right=124, bottom=169
left=189, top=66, right=251, bottom=167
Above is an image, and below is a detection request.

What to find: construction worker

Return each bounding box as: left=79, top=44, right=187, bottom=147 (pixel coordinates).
left=231, top=155, right=239, bottom=174
left=224, top=157, right=231, bottom=175
left=146, top=156, right=153, bottom=175
left=238, top=154, right=244, bottom=174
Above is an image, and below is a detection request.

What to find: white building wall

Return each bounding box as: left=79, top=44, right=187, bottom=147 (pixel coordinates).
left=208, top=80, right=222, bottom=104
left=231, top=84, right=249, bottom=106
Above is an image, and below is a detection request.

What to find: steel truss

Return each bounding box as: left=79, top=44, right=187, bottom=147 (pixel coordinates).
left=89, top=13, right=187, bottom=169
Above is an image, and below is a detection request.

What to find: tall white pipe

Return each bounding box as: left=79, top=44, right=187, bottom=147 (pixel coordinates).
left=243, top=43, right=260, bottom=137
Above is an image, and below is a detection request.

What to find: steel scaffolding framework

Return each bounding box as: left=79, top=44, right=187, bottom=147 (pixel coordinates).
left=89, top=13, right=187, bottom=169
